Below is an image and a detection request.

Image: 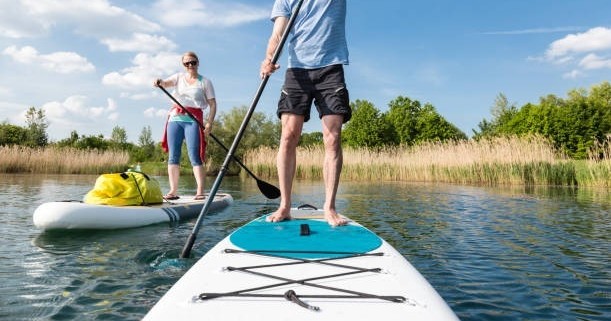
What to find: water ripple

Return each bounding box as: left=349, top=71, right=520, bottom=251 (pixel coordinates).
left=1, top=176, right=609, bottom=321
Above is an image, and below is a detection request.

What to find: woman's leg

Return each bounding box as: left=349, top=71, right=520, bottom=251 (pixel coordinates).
left=184, top=121, right=205, bottom=195
left=166, top=121, right=185, bottom=196
left=193, top=165, right=205, bottom=196
left=167, top=164, right=180, bottom=196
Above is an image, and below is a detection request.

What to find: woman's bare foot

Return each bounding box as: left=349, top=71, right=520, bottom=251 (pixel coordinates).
left=266, top=208, right=291, bottom=222
left=324, top=209, right=348, bottom=227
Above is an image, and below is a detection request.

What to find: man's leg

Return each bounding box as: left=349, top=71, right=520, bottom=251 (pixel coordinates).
left=321, top=114, right=348, bottom=226
left=267, top=114, right=304, bottom=222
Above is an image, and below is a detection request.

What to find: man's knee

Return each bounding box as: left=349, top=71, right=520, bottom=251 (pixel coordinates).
left=323, top=130, right=341, bottom=149
left=280, top=130, right=301, bottom=149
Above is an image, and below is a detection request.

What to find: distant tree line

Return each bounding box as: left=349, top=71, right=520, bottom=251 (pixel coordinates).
left=1, top=81, right=609, bottom=164
left=0, top=107, right=49, bottom=148
left=338, top=81, right=610, bottom=159
left=473, top=81, right=611, bottom=159
left=0, top=106, right=161, bottom=163
left=342, top=97, right=467, bottom=148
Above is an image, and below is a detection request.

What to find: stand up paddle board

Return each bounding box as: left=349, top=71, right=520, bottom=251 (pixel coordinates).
left=33, top=193, right=233, bottom=230
left=143, top=205, right=459, bottom=320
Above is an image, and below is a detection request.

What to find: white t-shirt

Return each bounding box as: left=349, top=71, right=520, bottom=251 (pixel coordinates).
left=165, top=72, right=215, bottom=109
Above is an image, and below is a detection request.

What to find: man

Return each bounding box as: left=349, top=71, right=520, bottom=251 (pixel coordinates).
left=260, top=0, right=350, bottom=226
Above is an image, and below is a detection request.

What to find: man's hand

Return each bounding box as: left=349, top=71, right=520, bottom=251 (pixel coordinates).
left=260, top=58, right=280, bottom=79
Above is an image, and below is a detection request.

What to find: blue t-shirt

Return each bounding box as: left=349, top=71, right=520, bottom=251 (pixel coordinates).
left=271, top=0, right=349, bottom=69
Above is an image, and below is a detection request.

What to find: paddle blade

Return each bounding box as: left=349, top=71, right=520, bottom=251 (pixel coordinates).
left=257, top=179, right=281, bottom=199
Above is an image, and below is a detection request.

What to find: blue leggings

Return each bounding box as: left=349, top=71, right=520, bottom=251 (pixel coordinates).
left=167, top=121, right=202, bottom=166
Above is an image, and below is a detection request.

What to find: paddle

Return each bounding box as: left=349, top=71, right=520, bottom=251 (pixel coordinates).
left=180, top=0, right=305, bottom=258
left=156, top=85, right=280, bottom=199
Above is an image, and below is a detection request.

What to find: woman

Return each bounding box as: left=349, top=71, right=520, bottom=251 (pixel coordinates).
left=154, top=51, right=216, bottom=200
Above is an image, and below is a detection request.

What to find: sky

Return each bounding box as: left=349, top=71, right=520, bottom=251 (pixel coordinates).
left=1, top=0, right=610, bottom=143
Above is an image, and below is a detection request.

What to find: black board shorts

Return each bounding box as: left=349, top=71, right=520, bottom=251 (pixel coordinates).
left=277, top=64, right=351, bottom=123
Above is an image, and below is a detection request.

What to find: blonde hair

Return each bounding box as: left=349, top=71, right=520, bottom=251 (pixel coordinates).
left=182, top=51, right=199, bottom=63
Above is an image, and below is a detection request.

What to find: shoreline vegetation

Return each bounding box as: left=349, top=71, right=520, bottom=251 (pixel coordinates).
left=1, top=136, right=609, bottom=188
left=0, top=146, right=128, bottom=175
left=244, top=135, right=610, bottom=188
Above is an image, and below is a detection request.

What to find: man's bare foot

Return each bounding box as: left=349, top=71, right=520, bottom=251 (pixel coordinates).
left=324, top=209, right=348, bottom=227
left=266, top=208, right=291, bottom=223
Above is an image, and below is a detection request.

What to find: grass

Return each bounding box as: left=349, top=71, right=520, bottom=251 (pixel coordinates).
left=0, top=145, right=128, bottom=174
left=1, top=135, right=609, bottom=188
left=243, top=135, right=611, bottom=188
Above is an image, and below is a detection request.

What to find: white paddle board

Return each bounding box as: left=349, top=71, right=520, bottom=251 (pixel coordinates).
left=144, top=206, right=459, bottom=320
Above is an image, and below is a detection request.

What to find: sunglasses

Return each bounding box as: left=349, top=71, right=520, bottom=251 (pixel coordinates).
left=183, top=60, right=198, bottom=67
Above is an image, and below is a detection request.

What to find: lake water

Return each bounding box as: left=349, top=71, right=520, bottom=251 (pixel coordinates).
left=0, top=173, right=609, bottom=321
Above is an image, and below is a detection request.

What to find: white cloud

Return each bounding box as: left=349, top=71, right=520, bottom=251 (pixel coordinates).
left=108, top=112, right=120, bottom=121
left=0, top=2, right=49, bottom=38
left=144, top=107, right=169, bottom=119
left=2, top=45, right=95, bottom=74
left=562, top=70, right=584, bottom=79
left=0, top=101, right=28, bottom=124
left=35, top=96, right=121, bottom=139
left=540, top=27, right=611, bottom=77
left=545, top=27, right=611, bottom=61
left=42, top=95, right=119, bottom=125
left=102, top=52, right=181, bottom=89
left=121, top=92, right=157, bottom=100
left=102, top=33, right=177, bottom=53
left=0, top=86, right=12, bottom=97
left=152, top=0, right=268, bottom=28
left=0, top=0, right=161, bottom=54
left=20, top=0, right=160, bottom=39
left=579, top=53, right=611, bottom=70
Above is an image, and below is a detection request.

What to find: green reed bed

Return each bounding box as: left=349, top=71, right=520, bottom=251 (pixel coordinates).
left=434, top=162, right=578, bottom=186
left=2, top=136, right=609, bottom=188
left=0, top=145, right=128, bottom=174
left=244, top=136, right=611, bottom=187
left=574, top=160, right=611, bottom=188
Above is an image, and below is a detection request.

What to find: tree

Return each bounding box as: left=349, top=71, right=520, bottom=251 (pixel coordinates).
left=385, top=96, right=465, bottom=145
left=343, top=100, right=394, bottom=148
left=212, top=106, right=279, bottom=150
left=75, top=134, right=109, bottom=150
left=0, top=121, right=28, bottom=146
left=138, top=126, right=154, bottom=147
left=587, top=81, right=611, bottom=141
left=385, top=96, right=420, bottom=145
left=110, top=126, right=128, bottom=146
left=208, top=106, right=280, bottom=172
left=55, top=130, right=79, bottom=148
left=473, top=93, right=518, bottom=138
left=299, top=132, right=323, bottom=147
left=132, top=126, right=156, bottom=161
left=472, top=82, right=611, bottom=159
left=415, top=104, right=467, bottom=142
left=24, top=107, right=49, bottom=147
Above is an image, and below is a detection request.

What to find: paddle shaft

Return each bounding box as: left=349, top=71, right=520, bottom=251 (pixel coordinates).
left=156, top=85, right=280, bottom=199
left=180, top=0, right=305, bottom=258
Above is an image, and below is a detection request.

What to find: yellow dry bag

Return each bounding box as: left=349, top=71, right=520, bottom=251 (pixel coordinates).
left=84, top=172, right=163, bottom=206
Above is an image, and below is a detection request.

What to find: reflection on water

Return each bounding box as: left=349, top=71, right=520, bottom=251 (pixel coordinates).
left=0, top=174, right=609, bottom=321
left=354, top=184, right=609, bottom=321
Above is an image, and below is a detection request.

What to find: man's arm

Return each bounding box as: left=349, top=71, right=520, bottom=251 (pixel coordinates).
left=260, top=16, right=288, bottom=79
